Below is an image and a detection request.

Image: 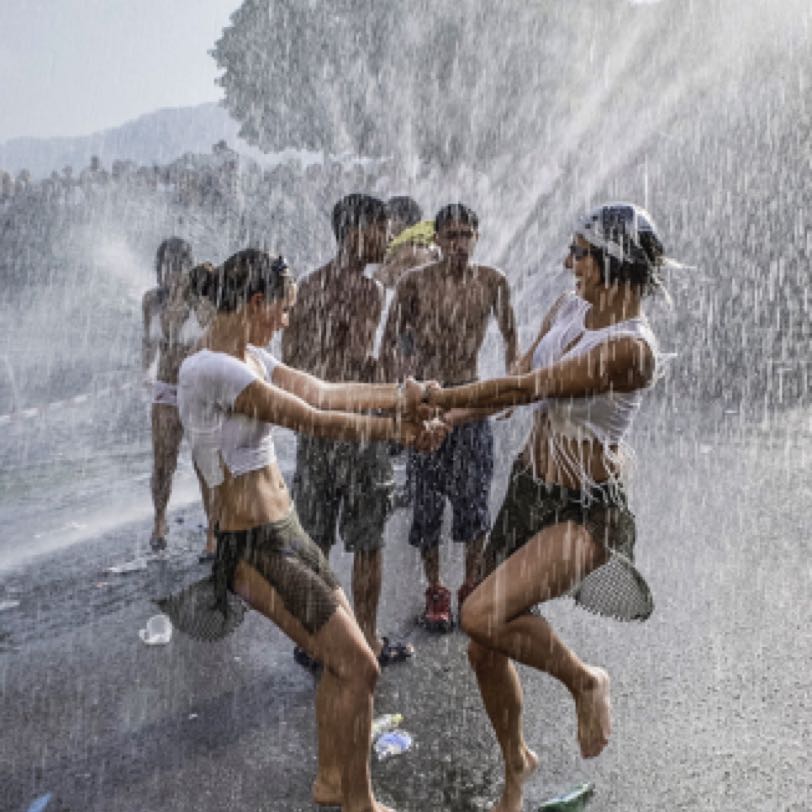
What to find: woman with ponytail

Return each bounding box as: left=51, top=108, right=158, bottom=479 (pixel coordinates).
left=168, top=248, right=444, bottom=812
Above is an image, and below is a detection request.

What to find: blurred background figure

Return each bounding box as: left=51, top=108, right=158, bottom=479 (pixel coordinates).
left=141, top=238, right=216, bottom=558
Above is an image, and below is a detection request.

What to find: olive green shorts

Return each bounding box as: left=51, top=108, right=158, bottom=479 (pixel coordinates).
left=214, top=509, right=341, bottom=635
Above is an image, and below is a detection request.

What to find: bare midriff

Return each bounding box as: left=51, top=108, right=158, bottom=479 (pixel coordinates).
left=520, top=411, right=620, bottom=491
left=215, top=463, right=292, bottom=531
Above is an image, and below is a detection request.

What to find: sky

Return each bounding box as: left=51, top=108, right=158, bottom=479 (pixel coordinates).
left=0, top=0, right=237, bottom=142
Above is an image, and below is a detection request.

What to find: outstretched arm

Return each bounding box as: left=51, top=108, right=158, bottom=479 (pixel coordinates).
left=428, top=337, right=655, bottom=410
left=270, top=362, right=426, bottom=415
left=493, top=272, right=518, bottom=371
left=233, top=378, right=444, bottom=449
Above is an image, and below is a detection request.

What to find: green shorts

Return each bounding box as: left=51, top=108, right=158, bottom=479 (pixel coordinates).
left=483, top=458, right=652, bottom=621
left=214, top=510, right=341, bottom=635
left=292, top=435, right=394, bottom=555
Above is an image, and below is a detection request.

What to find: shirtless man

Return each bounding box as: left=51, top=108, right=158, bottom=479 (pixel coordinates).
left=142, top=238, right=216, bottom=557
left=380, top=203, right=518, bottom=630
left=282, top=193, right=413, bottom=668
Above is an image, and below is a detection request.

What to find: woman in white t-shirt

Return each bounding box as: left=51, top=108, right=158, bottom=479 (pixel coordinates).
left=168, top=248, right=443, bottom=812
left=425, top=203, right=671, bottom=812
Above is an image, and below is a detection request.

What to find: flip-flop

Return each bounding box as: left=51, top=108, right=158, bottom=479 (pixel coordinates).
left=377, top=636, right=415, bottom=667
left=198, top=552, right=217, bottom=564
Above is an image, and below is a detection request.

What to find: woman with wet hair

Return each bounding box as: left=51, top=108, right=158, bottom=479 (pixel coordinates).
left=170, top=248, right=443, bottom=812
left=424, top=203, right=669, bottom=812
left=141, top=237, right=217, bottom=556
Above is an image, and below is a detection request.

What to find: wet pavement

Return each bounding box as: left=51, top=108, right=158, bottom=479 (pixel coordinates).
left=1, top=409, right=810, bottom=811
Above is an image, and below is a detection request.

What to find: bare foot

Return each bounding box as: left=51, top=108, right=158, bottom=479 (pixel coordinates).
left=311, top=775, right=341, bottom=806
left=575, top=666, right=612, bottom=758
left=490, top=746, right=539, bottom=812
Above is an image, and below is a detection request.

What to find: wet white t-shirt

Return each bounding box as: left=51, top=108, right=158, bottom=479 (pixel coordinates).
left=178, top=345, right=280, bottom=487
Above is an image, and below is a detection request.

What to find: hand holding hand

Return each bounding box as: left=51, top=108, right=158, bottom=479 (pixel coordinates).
left=398, top=416, right=450, bottom=453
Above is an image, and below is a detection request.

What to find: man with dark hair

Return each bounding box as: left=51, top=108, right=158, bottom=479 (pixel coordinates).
left=380, top=202, right=518, bottom=631
left=282, top=193, right=414, bottom=669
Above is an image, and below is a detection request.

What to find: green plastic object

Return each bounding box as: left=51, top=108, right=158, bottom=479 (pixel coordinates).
left=537, top=782, right=595, bottom=811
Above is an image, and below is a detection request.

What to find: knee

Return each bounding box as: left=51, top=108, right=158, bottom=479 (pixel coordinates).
left=337, top=645, right=380, bottom=693
left=460, top=592, right=496, bottom=644
left=466, top=637, right=490, bottom=671
left=354, top=649, right=381, bottom=693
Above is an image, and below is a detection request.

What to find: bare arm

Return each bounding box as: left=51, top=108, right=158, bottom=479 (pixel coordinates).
left=493, top=272, right=518, bottom=371
left=429, top=337, right=655, bottom=410
left=234, top=378, right=446, bottom=449
left=141, top=290, right=160, bottom=372
left=271, top=362, right=423, bottom=414
left=379, top=278, right=416, bottom=383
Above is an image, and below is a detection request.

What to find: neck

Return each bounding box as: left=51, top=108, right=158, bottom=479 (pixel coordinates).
left=336, top=246, right=368, bottom=274
left=584, top=286, right=642, bottom=329
left=441, top=256, right=470, bottom=277
left=204, top=313, right=251, bottom=357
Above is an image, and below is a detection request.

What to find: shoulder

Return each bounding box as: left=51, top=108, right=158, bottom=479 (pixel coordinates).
left=247, top=345, right=282, bottom=379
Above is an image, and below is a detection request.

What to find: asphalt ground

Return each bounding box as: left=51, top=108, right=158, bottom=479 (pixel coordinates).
left=1, top=409, right=810, bottom=812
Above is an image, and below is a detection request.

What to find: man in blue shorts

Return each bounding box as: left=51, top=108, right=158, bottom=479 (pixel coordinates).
left=380, top=203, right=517, bottom=630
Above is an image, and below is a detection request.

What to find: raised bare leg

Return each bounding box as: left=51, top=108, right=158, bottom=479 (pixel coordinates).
left=468, top=640, right=538, bottom=812
left=461, top=521, right=612, bottom=760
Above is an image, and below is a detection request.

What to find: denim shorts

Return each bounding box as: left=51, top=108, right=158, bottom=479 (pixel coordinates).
left=409, top=420, right=494, bottom=550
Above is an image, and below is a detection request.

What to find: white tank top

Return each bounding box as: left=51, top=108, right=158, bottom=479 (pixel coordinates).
left=178, top=345, right=280, bottom=488
left=532, top=293, right=658, bottom=495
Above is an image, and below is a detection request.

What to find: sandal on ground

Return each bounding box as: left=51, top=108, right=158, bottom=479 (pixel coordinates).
left=198, top=551, right=217, bottom=564
left=377, top=636, right=415, bottom=667
left=293, top=645, right=323, bottom=674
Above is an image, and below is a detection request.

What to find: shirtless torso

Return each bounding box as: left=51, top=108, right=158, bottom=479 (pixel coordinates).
left=281, top=259, right=385, bottom=383
left=381, top=260, right=517, bottom=385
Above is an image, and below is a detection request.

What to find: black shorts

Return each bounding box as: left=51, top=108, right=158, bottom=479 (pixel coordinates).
left=409, top=420, right=493, bottom=550
left=213, top=510, right=341, bottom=635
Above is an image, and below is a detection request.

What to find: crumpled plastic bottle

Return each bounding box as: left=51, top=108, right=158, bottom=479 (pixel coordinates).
left=371, top=713, right=404, bottom=738
left=537, top=782, right=594, bottom=811
left=373, top=730, right=413, bottom=761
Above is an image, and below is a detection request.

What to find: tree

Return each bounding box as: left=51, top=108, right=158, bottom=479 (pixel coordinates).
left=212, top=0, right=602, bottom=167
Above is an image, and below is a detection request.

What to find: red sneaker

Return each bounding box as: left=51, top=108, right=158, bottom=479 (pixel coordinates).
left=419, top=585, right=454, bottom=632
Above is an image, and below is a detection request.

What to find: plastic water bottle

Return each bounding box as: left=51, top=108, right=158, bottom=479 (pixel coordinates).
left=371, top=713, right=404, bottom=738
left=373, top=730, right=413, bottom=761
left=538, top=782, right=594, bottom=811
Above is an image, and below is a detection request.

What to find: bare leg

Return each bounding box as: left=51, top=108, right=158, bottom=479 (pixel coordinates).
left=463, top=535, right=485, bottom=587
left=352, top=548, right=383, bottom=655
left=460, top=522, right=611, bottom=810
left=421, top=545, right=441, bottom=588
left=468, top=640, right=538, bottom=812
left=193, top=464, right=217, bottom=555
left=150, top=403, right=183, bottom=544
left=230, top=567, right=395, bottom=812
